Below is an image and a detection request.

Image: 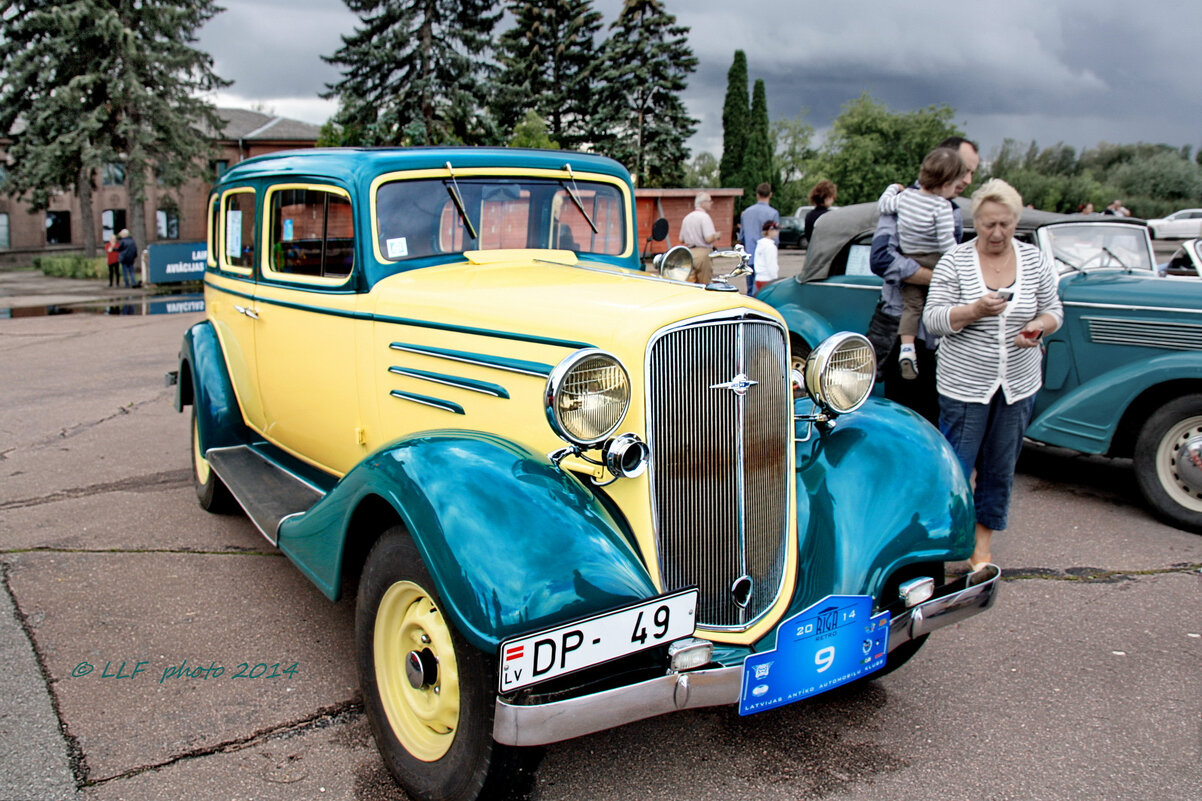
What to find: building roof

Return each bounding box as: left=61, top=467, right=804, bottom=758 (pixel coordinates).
left=213, top=108, right=322, bottom=142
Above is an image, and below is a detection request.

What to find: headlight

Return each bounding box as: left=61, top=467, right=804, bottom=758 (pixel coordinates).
left=804, top=333, right=875, bottom=414
left=545, top=349, right=631, bottom=446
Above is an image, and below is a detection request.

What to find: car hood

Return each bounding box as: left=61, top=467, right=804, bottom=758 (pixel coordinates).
left=367, top=252, right=782, bottom=353
left=1061, top=268, right=1202, bottom=310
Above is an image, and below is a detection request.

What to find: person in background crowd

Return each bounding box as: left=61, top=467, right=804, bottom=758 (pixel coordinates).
left=739, top=183, right=778, bottom=296
left=1103, top=199, right=1131, bottom=217
left=1077, top=202, right=1095, bottom=214
left=680, top=192, right=720, bottom=284
left=877, top=147, right=968, bottom=379
left=804, top=179, right=838, bottom=243
left=105, top=234, right=121, bottom=288
left=867, top=136, right=981, bottom=424
left=117, top=228, right=138, bottom=288
left=922, top=179, right=1063, bottom=571
left=753, top=220, right=780, bottom=293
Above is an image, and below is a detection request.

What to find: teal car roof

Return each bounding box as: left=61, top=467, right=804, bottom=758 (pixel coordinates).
left=215, top=147, right=633, bottom=189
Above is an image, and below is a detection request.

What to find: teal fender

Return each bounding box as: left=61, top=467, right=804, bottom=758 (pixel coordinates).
left=177, top=321, right=249, bottom=452
left=786, top=396, right=975, bottom=622
left=754, top=287, right=837, bottom=350
left=1029, top=352, right=1202, bottom=454
left=276, top=432, right=657, bottom=652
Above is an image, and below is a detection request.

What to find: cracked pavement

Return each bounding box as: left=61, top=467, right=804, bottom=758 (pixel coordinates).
left=1, top=307, right=1200, bottom=801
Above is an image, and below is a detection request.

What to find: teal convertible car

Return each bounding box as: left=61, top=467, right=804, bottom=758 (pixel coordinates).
left=760, top=203, right=1202, bottom=534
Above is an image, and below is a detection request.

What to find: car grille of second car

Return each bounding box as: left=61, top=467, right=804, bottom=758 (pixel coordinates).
left=646, top=315, right=791, bottom=630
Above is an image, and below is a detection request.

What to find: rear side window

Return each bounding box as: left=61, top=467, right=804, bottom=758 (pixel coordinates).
left=266, top=186, right=354, bottom=282
left=206, top=194, right=219, bottom=268
left=220, top=189, right=256, bottom=273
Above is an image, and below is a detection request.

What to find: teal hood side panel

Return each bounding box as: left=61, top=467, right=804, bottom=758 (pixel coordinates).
left=787, top=398, right=975, bottom=621
left=180, top=321, right=250, bottom=452
left=1028, top=352, right=1202, bottom=454
left=277, top=432, right=657, bottom=652
left=756, top=295, right=837, bottom=351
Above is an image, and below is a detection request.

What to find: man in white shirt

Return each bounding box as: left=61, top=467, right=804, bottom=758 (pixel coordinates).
left=680, top=193, right=720, bottom=283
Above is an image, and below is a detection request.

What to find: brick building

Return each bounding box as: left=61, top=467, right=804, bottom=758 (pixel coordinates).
left=0, top=108, right=321, bottom=264
left=634, top=188, right=744, bottom=260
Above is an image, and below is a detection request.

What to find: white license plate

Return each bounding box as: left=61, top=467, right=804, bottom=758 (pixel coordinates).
left=498, top=588, right=697, bottom=693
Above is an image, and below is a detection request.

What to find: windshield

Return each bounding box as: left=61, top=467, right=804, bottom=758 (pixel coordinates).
left=1043, top=223, right=1153, bottom=274
left=375, top=177, right=626, bottom=262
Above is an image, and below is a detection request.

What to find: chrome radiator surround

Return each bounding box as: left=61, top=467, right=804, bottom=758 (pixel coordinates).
left=645, top=312, right=792, bottom=631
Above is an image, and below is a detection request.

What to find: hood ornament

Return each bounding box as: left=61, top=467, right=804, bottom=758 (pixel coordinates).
left=710, top=373, right=758, bottom=396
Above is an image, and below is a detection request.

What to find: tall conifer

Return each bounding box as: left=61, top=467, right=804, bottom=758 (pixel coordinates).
left=719, top=50, right=749, bottom=191
left=494, top=0, right=602, bottom=150
left=742, top=79, right=773, bottom=206
left=592, top=0, right=697, bottom=187
left=0, top=0, right=229, bottom=255
left=324, top=0, right=501, bottom=146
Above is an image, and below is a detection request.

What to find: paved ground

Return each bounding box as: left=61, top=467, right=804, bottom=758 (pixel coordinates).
left=0, top=267, right=1199, bottom=801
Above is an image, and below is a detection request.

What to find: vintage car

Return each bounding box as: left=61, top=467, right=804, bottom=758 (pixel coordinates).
left=1160, top=239, right=1202, bottom=278
left=759, top=203, right=1202, bottom=534
left=175, top=148, right=999, bottom=801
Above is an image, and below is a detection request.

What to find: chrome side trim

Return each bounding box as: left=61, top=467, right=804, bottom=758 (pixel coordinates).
left=387, top=366, right=509, bottom=398
left=389, top=342, right=553, bottom=377
left=388, top=390, right=465, bottom=415
left=1064, top=301, right=1202, bottom=315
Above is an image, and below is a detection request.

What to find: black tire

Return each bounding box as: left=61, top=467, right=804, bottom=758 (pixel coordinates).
left=357, top=528, right=540, bottom=801
left=1133, top=394, right=1202, bottom=533
left=789, top=333, right=812, bottom=375
left=190, top=406, right=236, bottom=514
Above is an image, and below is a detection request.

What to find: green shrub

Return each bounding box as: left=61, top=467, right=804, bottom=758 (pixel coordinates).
left=34, top=255, right=106, bottom=279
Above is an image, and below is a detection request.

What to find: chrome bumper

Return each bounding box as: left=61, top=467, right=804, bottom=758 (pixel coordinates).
left=493, top=564, right=1000, bottom=746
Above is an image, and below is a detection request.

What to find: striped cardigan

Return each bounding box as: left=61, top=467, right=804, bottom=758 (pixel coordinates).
left=922, top=238, right=1063, bottom=404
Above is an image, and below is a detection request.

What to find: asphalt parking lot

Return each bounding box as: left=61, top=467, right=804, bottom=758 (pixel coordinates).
left=1, top=267, right=1199, bottom=801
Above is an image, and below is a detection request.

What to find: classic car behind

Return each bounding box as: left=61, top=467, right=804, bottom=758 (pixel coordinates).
left=759, top=202, right=1202, bottom=534
left=1160, top=239, right=1202, bottom=278
left=176, top=148, right=999, bottom=801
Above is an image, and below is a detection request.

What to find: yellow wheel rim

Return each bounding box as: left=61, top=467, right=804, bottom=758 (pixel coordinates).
left=192, top=416, right=211, bottom=485
left=374, top=580, right=460, bottom=762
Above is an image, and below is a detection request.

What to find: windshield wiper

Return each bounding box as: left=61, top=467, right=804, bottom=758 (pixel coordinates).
left=443, top=161, right=478, bottom=242
left=1054, top=253, right=1081, bottom=272
left=560, top=163, right=599, bottom=234
left=1102, top=245, right=1131, bottom=271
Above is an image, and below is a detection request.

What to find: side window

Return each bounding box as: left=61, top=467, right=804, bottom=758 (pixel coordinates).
left=0, top=213, right=9, bottom=249
left=267, top=186, right=354, bottom=282
left=206, top=194, right=219, bottom=268
left=220, top=190, right=256, bottom=273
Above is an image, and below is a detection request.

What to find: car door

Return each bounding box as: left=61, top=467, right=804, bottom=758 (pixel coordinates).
left=252, top=182, right=365, bottom=475
left=207, top=186, right=266, bottom=431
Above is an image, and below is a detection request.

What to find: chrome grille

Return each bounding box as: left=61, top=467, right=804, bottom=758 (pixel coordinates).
left=1084, top=316, right=1202, bottom=351
left=647, top=316, right=791, bottom=629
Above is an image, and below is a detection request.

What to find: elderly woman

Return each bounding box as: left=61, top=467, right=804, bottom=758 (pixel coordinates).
left=922, top=179, right=1063, bottom=570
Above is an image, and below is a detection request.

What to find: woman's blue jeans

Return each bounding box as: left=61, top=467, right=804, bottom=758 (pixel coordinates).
left=121, top=263, right=135, bottom=287
left=939, top=392, right=1036, bottom=531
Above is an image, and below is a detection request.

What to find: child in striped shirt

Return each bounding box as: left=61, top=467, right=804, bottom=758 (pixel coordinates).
left=878, top=147, right=968, bottom=379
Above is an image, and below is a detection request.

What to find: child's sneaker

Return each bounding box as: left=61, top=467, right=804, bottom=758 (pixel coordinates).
left=899, top=345, right=918, bottom=379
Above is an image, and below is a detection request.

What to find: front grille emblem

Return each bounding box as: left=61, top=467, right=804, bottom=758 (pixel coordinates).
left=710, top=372, right=758, bottom=396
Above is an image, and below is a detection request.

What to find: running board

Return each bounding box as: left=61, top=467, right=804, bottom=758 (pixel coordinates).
left=205, top=446, right=324, bottom=545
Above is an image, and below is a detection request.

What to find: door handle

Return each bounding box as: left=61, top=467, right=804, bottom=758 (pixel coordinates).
left=233, top=304, right=259, bottom=320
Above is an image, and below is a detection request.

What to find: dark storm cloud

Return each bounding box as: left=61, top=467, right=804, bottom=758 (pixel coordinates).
left=197, top=0, right=1201, bottom=158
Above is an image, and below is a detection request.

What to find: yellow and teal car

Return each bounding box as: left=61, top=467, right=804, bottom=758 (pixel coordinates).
left=175, top=148, right=998, bottom=801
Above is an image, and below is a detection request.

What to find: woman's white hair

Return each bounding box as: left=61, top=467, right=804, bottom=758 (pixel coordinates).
left=971, top=179, right=1023, bottom=220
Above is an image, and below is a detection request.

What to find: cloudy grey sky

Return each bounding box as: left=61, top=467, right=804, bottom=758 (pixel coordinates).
left=198, top=0, right=1202, bottom=161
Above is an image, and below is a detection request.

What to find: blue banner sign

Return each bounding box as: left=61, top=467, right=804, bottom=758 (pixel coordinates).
left=739, top=594, right=890, bottom=715
left=148, top=241, right=206, bottom=284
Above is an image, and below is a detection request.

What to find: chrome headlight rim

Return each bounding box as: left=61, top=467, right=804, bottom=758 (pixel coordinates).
left=804, top=332, right=876, bottom=415
left=544, top=348, right=631, bottom=447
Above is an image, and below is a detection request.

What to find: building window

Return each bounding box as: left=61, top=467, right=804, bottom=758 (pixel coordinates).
left=45, top=211, right=71, bottom=244
left=211, top=160, right=229, bottom=179
left=0, top=213, right=9, bottom=249
left=102, top=209, right=127, bottom=242
left=101, top=163, right=125, bottom=186
left=157, top=208, right=179, bottom=239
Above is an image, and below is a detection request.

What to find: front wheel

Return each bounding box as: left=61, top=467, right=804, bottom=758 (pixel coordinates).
left=1133, top=394, right=1202, bottom=533
left=357, top=528, right=540, bottom=801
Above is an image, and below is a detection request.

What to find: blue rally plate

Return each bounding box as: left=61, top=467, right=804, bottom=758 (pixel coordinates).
left=739, top=594, right=890, bottom=715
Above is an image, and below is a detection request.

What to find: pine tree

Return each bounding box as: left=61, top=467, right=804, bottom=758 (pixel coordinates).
left=0, top=0, right=228, bottom=256
left=494, top=0, right=602, bottom=151
left=324, top=0, right=502, bottom=146
left=592, top=0, right=697, bottom=187
left=742, top=79, right=773, bottom=207
left=719, top=50, right=749, bottom=190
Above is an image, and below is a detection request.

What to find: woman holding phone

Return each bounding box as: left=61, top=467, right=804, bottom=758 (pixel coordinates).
left=922, top=179, right=1063, bottom=571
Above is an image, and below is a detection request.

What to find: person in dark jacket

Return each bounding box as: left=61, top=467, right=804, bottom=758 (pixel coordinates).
left=117, top=229, right=138, bottom=288
left=804, top=179, right=838, bottom=243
